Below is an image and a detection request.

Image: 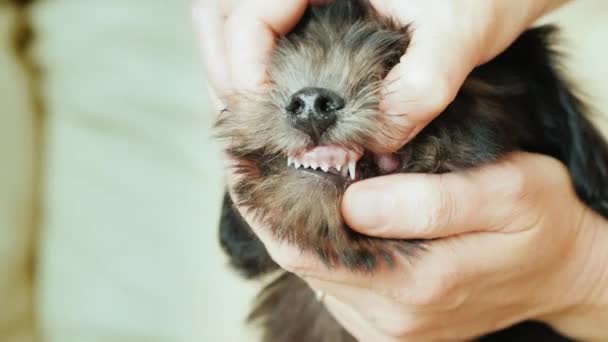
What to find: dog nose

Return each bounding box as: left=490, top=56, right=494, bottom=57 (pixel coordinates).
left=286, top=87, right=344, bottom=140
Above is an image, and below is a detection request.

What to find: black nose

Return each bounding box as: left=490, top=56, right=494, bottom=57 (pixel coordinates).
left=286, top=87, right=344, bottom=140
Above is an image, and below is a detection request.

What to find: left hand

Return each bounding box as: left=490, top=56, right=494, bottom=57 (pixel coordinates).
left=276, top=153, right=608, bottom=341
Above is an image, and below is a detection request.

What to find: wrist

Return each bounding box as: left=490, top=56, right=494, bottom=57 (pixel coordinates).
left=542, top=208, right=608, bottom=341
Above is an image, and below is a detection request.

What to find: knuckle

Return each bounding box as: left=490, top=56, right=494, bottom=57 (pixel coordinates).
left=503, top=164, right=528, bottom=201
left=532, top=154, right=570, bottom=186
left=419, top=79, right=452, bottom=115
left=401, top=68, right=452, bottom=116
left=486, top=157, right=530, bottom=206
left=501, top=154, right=570, bottom=205
left=273, top=254, right=304, bottom=274
left=427, top=81, right=453, bottom=114
left=264, top=244, right=307, bottom=273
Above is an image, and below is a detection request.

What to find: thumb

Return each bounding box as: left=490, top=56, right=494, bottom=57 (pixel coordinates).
left=341, top=155, right=539, bottom=239
left=380, top=30, right=476, bottom=147
left=224, top=0, right=310, bottom=91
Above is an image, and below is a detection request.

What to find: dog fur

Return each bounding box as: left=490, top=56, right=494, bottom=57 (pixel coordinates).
left=215, top=0, right=608, bottom=340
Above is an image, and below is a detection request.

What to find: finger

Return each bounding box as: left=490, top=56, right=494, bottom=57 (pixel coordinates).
left=225, top=172, right=411, bottom=287
left=225, top=0, right=310, bottom=90
left=342, top=172, right=488, bottom=239
left=423, top=230, right=528, bottom=280
left=206, top=82, right=226, bottom=113
left=342, top=153, right=544, bottom=239
left=379, top=28, right=476, bottom=147
left=191, top=0, right=235, bottom=95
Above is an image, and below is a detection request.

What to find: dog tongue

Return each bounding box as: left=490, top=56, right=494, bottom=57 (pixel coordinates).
left=374, top=153, right=400, bottom=173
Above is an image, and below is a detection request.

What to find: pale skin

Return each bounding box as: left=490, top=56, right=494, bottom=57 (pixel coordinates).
left=193, top=0, right=608, bottom=340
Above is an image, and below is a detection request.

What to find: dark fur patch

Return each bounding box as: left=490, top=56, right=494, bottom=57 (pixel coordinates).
left=248, top=273, right=356, bottom=342
left=219, top=194, right=278, bottom=279
left=215, top=0, right=608, bottom=340
left=7, top=0, right=44, bottom=116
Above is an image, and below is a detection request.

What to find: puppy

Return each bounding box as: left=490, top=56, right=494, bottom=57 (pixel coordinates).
left=215, top=1, right=608, bottom=341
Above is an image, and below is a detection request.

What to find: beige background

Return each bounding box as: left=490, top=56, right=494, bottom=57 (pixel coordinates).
left=0, top=4, right=37, bottom=342
left=0, top=1, right=606, bottom=342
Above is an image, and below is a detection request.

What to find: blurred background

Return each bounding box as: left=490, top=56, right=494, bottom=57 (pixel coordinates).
left=0, top=1, right=606, bottom=341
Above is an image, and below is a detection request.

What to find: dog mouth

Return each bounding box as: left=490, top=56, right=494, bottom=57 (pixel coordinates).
left=287, top=145, right=401, bottom=181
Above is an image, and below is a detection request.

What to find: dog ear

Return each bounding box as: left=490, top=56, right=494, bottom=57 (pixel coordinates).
left=516, top=26, right=608, bottom=218
left=219, top=193, right=279, bottom=279
left=551, top=85, right=608, bottom=217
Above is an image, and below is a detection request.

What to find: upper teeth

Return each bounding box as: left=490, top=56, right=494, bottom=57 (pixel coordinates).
left=286, top=145, right=363, bottom=181
left=288, top=158, right=356, bottom=180
left=348, top=161, right=356, bottom=180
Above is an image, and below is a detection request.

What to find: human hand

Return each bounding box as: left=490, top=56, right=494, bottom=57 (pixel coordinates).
left=362, top=0, right=570, bottom=149
left=192, top=1, right=608, bottom=340
left=192, top=0, right=314, bottom=111
left=192, top=0, right=572, bottom=247
left=193, top=0, right=569, bottom=149
left=317, top=153, right=608, bottom=341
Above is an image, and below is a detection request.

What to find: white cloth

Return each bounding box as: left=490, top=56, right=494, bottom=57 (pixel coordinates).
left=30, top=1, right=258, bottom=341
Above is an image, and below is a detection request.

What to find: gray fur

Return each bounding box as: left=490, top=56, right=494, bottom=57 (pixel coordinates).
left=215, top=1, right=417, bottom=270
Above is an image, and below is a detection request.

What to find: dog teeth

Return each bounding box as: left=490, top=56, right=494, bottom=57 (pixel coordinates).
left=348, top=161, right=356, bottom=180
left=341, top=166, right=348, bottom=177
left=288, top=146, right=362, bottom=179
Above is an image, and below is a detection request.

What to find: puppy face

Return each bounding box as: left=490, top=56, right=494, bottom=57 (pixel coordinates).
left=216, top=1, right=415, bottom=269
left=220, top=2, right=409, bottom=168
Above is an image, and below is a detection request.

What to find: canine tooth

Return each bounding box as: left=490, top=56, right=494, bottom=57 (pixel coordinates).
left=294, top=161, right=301, bottom=169
left=336, top=164, right=342, bottom=172
left=341, top=166, right=348, bottom=177
left=348, top=161, right=356, bottom=180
